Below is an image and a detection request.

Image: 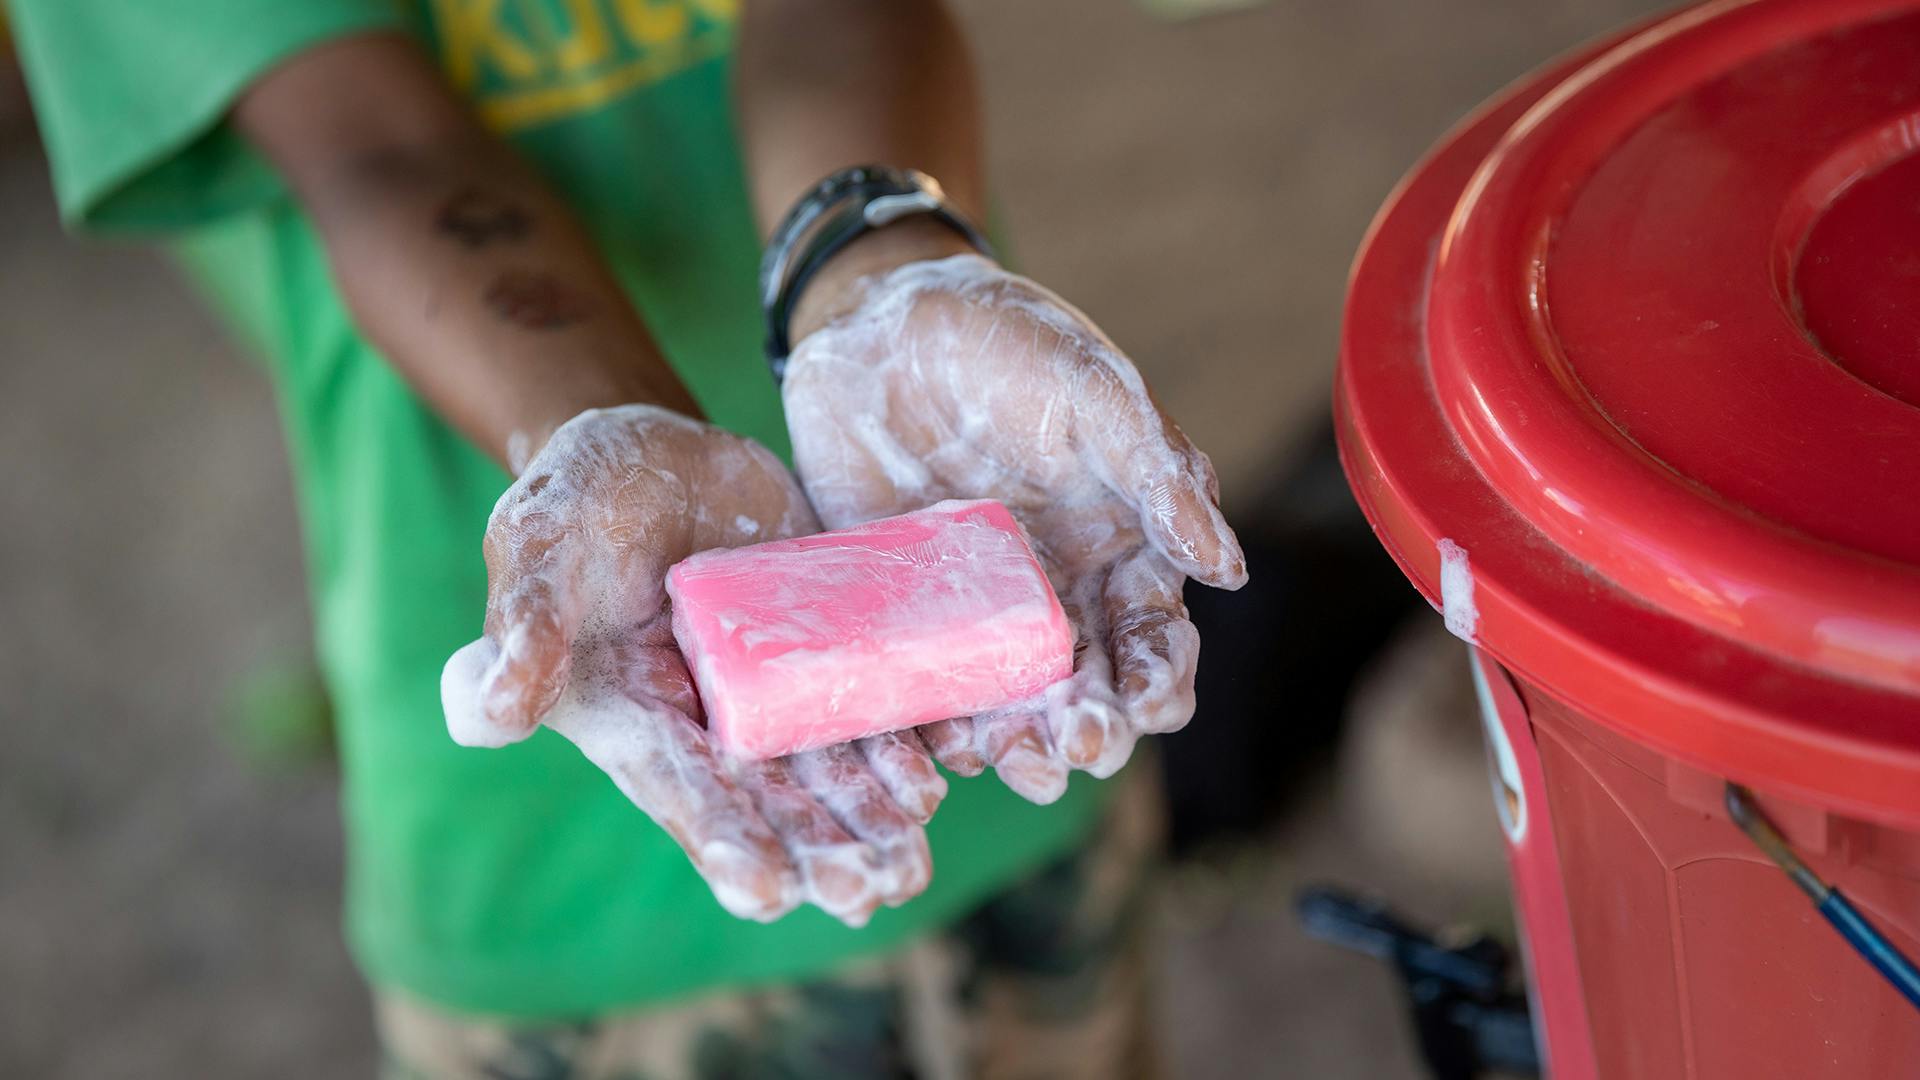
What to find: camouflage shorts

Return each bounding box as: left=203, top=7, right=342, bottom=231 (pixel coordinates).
left=376, top=766, right=1165, bottom=1080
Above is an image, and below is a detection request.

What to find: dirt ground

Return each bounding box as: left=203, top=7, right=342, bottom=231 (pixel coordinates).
left=0, top=1, right=1665, bottom=1076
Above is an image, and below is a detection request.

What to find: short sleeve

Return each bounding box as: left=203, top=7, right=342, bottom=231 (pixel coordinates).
left=8, top=0, right=410, bottom=233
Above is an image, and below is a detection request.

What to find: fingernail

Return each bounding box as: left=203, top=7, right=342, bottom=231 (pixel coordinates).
left=872, top=821, right=933, bottom=895
left=891, top=839, right=933, bottom=901
left=941, top=749, right=988, bottom=777
left=918, top=721, right=986, bottom=777
left=1059, top=708, right=1109, bottom=768
left=699, top=840, right=793, bottom=921
left=907, top=772, right=948, bottom=822
left=811, top=861, right=873, bottom=911
left=1084, top=727, right=1140, bottom=780
left=998, top=743, right=1069, bottom=805
left=1218, top=533, right=1250, bottom=589
left=1049, top=687, right=1117, bottom=769
left=803, top=845, right=882, bottom=923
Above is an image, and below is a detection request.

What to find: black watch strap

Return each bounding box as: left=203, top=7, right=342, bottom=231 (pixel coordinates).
left=759, top=165, right=994, bottom=382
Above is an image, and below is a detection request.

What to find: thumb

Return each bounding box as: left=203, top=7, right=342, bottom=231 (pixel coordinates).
left=468, top=506, right=588, bottom=744
left=1090, top=389, right=1247, bottom=589
left=476, top=572, right=584, bottom=736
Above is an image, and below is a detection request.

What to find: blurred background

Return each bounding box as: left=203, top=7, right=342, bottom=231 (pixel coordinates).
left=0, top=1, right=1669, bottom=1076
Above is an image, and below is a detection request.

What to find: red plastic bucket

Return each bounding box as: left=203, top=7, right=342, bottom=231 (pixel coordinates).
left=1335, top=1, right=1920, bottom=1075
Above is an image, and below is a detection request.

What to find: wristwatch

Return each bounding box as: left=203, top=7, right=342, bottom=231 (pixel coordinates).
left=759, top=165, right=995, bottom=382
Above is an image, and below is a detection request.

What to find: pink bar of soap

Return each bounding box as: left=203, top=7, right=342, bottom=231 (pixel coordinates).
left=667, top=499, right=1074, bottom=762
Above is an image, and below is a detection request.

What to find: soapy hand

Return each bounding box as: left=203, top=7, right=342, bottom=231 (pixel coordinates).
left=784, top=254, right=1248, bottom=804
left=441, top=405, right=947, bottom=927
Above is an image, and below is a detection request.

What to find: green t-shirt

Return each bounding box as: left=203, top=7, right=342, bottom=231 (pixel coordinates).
left=10, top=0, right=1108, bottom=1018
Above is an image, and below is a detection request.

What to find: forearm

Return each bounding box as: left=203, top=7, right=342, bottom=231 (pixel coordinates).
left=737, top=1, right=987, bottom=339
left=738, top=0, right=985, bottom=227
left=235, top=34, right=696, bottom=471
left=297, top=137, right=698, bottom=468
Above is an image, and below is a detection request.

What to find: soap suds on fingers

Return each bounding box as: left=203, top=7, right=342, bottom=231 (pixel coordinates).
left=443, top=638, right=518, bottom=748
left=779, top=254, right=1248, bottom=795
left=442, top=403, right=937, bottom=927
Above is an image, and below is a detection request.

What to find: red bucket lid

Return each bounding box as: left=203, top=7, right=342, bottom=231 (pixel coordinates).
left=1337, top=0, right=1920, bottom=825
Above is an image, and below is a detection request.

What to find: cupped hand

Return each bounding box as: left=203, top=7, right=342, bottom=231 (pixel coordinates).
left=441, top=405, right=948, bottom=926
left=784, top=254, right=1248, bottom=804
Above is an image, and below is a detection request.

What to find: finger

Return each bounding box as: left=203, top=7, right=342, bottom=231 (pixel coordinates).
left=1104, top=548, right=1201, bottom=739
left=1044, top=591, right=1127, bottom=774
left=733, top=756, right=889, bottom=928
left=615, top=612, right=704, bottom=721
left=859, top=731, right=948, bottom=823
left=917, top=718, right=987, bottom=777
left=477, top=496, right=584, bottom=735
left=1046, top=680, right=1135, bottom=781
left=1125, top=440, right=1246, bottom=590
left=478, top=574, right=584, bottom=735
left=977, top=707, right=1071, bottom=805
left=551, top=695, right=800, bottom=923
left=1080, top=365, right=1248, bottom=590
left=790, top=744, right=933, bottom=907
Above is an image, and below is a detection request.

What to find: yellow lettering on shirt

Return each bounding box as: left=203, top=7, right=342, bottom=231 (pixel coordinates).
left=611, top=0, right=689, bottom=46
left=433, top=0, right=542, bottom=90
left=429, top=0, right=735, bottom=130
left=542, top=0, right=615, bottom=75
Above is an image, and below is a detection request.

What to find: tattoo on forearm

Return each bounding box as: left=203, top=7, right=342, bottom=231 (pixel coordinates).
left=483, top=269, right=592, bottom=329
left=437, top=187, right=532, bottom=247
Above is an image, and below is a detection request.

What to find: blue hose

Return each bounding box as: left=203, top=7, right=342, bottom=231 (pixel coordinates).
left=1818, top=890, right=1920, bottom=1011
left=1726, top=783, right=1920, bottom=1014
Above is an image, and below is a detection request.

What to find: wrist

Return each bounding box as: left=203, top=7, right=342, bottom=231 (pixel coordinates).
left=522, top=401, right=713, bottom=470
left=787, top=218, right=980, bottom=344
left=508, top=375, right=703, bottom=474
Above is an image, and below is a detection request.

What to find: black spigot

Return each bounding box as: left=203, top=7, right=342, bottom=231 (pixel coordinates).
left=1296, top=885, right=1539, bottom=1080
